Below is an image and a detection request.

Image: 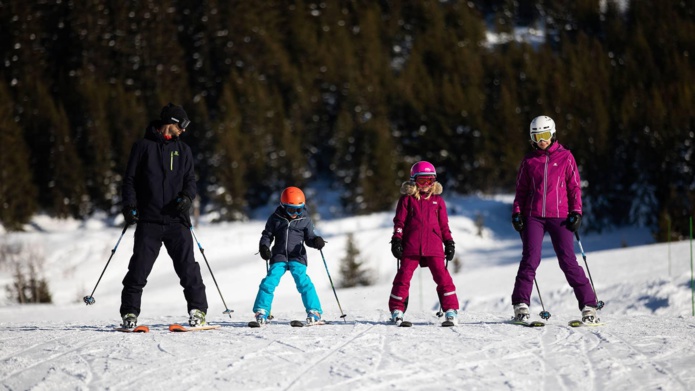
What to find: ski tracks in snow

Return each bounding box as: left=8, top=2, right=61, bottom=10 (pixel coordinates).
left=1, top=313, right=695, bottom=390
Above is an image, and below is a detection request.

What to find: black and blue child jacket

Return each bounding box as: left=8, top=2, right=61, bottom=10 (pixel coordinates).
left=122, top=121, right=196, bottom=224
left=260, top=206, right=322, bottom=266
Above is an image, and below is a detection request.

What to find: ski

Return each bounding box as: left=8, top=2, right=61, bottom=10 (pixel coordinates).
left=115, top=325, right=150, bottom=333
left=568, top=319, right=604, bottom=327
left=441, top=320, right=456, bottom=327
left=248, top=321, right=264, bottom=328
left=395, top=320, right=413, bottom=327
left=168, top=324, right=221, bottom=332
left=290, top=320, right=328, bottom=327
left=508, top=320, right=545, bottom=328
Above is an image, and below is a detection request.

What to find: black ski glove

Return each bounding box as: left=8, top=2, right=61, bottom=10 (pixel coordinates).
left=566, top=211, right=582, bottom=232
left=174, top=192, right=192, bottom=213
left=122, top=206, right=138, bottom=225
left=313, top=236, right=325, bottom=250
left=444, top=240, right=455, bottom=261
left=259, top=244, right=271, bottom=260
left=391, top=238, right=403, bottom=259
left=512, top=213, right=525, bottom=232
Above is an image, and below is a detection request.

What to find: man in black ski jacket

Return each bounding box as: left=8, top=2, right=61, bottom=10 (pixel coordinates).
left=119, top=103, right=208, bottom=329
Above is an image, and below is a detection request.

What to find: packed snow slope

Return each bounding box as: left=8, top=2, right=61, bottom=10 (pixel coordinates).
left=1, top=195, right=694, bottom=390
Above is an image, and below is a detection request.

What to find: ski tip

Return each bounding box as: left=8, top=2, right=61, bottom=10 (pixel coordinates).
left=115, top=325, right=149, bottom=333
left=398, top=321, right=413, bottom=327
left=290, top=320, right=305, bottom=327
left=247, top=321, right=262, bottom=328
left=568, top=320, right=604, bottom=327
left=441, top=321, right=456, bottom=327
left=169, top=324, right=221, bottom=332
left=133, top=325, right=150, bottom=333
left=508, top=320, right=545, bottom=327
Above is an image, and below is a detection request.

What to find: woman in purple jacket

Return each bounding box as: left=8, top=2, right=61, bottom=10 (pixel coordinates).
left=511, top=116, right=599, bottom=324
left=388, top=161, right=459, bottom=326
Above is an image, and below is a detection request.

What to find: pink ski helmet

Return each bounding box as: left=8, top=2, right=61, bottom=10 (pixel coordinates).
left=410, top=161, right=436, bottom=179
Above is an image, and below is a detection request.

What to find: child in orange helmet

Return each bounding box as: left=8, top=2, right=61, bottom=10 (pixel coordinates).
left=252, top=187, right=326, bottom=325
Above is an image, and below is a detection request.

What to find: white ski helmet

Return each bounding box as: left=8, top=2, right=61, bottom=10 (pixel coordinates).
left=529, top=115, right=556, bottom=143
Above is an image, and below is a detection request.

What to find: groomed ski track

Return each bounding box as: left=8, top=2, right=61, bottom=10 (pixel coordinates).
left=1, top=311, right=693, bottom=390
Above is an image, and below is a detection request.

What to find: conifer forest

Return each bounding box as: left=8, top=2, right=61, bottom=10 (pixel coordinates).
left=0, top=1, right=693, bottom=240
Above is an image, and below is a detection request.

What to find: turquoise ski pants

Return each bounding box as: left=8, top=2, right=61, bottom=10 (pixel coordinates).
left=253, top=260, right=322, bottom=315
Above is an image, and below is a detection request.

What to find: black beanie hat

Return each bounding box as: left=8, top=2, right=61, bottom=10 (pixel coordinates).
left=160, top=103, right=190, bottom=129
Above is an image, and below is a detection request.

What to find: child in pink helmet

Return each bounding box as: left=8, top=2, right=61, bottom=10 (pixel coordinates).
left=388, top=161, right=460, bottom=326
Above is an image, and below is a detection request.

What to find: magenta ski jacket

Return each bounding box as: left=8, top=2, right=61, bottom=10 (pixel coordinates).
left=512, top=142, right=582, bottom=218
left=392, top=184, right=453, bottom=258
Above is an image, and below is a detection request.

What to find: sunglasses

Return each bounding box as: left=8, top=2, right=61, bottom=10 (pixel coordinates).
left=415, top=176, right=435, bottom=186
left=531, top=131, right=553, bottom=143
left=283, top=204, right=304, bottom=216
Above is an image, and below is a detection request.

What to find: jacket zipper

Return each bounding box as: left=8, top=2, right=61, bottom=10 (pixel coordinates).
left=285, top=219, right=291, bottom=259
left=542, top=153, right=549, bottom=217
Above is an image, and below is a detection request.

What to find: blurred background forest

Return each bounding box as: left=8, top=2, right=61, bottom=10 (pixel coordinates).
left=0, top=0, right=693, bottom=240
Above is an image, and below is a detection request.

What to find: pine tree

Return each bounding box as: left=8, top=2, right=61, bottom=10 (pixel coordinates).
left=0, top=79, right=37, bottom=230
left=339, top=233, right=374, bottom=288
left=75, top=74, right=117, bottom=212
left=22, top=79, right=87, bottom=218
left=211, top=81, right=248, bottom=219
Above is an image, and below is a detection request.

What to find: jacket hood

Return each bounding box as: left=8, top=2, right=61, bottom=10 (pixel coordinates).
left=400, top=181, right=443, bottom=196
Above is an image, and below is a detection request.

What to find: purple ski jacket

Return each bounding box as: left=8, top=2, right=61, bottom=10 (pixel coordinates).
left=512, top=142, right=582, bottom=218
left=392, top=182, right=453, bottom=258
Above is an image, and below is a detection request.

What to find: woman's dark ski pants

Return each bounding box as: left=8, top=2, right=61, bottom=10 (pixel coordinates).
left=511, top=216, right=597, bottom=310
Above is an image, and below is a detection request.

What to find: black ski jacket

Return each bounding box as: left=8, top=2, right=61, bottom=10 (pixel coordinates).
left=122, top=121, right=196, bottom=224
left=260, top=206, right=322, bottom=266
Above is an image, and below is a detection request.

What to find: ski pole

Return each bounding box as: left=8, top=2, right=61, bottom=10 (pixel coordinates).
left=83, top=224, right=129, bottom=305
left=575, top=232, right=605, bottom=309
left=266, top=259, right=274, bottom=320
left=436, top=259, right=450, bottom=318
left=534, top=277, right=551, bottom=320
left=188, top=221, right=234, bottom=317
left=517, top=231, right=551, bottom=320
left=396, top=258, right=410, bottom=312
left=319, top=249, right=347, bottom=321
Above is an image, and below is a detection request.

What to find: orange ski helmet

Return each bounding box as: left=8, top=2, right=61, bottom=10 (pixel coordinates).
left=280, top=186, right=305, bottom=206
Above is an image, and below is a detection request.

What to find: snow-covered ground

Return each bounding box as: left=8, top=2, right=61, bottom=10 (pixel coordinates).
left=1, top=195, right=694, bottom=390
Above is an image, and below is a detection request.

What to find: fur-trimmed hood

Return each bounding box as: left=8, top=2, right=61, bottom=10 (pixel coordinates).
left=400, top=181, right=443, bottom=196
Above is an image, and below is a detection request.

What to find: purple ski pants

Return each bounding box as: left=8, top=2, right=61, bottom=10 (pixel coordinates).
left=389, top=256, right=459, bottom=312
left=512, top=216, right=597, bottom=310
